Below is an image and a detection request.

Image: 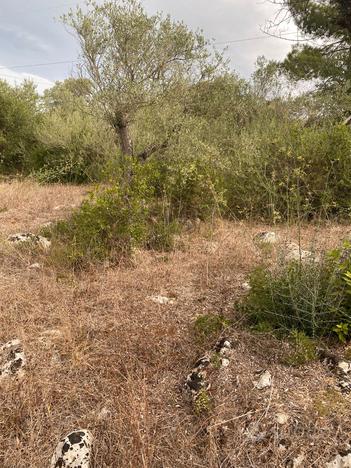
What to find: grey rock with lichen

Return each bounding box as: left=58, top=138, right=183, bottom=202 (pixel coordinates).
left=50, top=430, right=93, bottom=468
left=7, top=232, right=51, bottom=250
left=0, top=339, right=26, bottom=380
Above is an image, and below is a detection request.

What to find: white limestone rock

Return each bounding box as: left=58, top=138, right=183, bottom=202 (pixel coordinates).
left=326, top=452, right=351, bottom=468
left=7, top=232, right=51, bottom=250
left=149, top=295, right=175, bottom=305
left=241, top=282, right=251, bottom=291
left=275, top=412, right=289, bottom=425
left=0, top=339, right=26, bottom=380
left=255, top=370, right=272, bottom=390
left=284, top=242, right=319, bottom=263
left=254, top=231, right=278, bottom=244
left=50, top=430, right=93, bottom=468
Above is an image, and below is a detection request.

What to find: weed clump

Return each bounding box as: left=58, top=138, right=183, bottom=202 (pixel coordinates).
left=242, top=243, right=351, bottom=339
left=194, top=314, right=231, bottom=344
left=194, top=389, right=211, bottom=415
left=284, top=330, right=317, bottom=366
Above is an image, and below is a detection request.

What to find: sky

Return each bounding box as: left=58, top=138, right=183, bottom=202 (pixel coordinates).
left=0, top=0, right=299, bottom=93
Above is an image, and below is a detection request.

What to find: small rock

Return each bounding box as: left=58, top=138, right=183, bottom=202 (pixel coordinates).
left=337, top=360, right=351, bottom=375
left=254, top=231, right=277, bottom=244
left=241, top=282, right=251, bottom=291
left=221, top=358, right=230, bottom=367
left=50, top=430, right=93, bottom=468
left=285, top=242, right=318, bottom=263
left=186, top=370, right=209, bottom=394
left=255, top=370, right=272, bottom=390
left=275, top=412, right=289, bottom=425
left=38, top=236, right=51, bottom=250
left=0, top=339, right=26, bottom=380
left=29, top=263, right=42, bottom=269
left=326, top=451, right=351, bottom=468
left=149, top=295, right=175, bottom=305
left=292, top=454, right=305, bottom=468
left=7, top=232, right=51, bottom=250
left=185, top=356, right=210, bottom=395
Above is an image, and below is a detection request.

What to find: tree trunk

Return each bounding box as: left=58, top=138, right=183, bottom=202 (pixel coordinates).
left=118, top=121, right=133, bottom=156
left=113, top=114, right=132, bottom=156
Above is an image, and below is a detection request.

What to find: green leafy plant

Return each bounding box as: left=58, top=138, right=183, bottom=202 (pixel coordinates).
left=332, top=323, right=350, bottom=343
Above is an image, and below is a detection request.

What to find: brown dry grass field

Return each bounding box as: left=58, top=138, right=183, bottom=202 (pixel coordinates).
left=1, top=180, right=351, bottom=467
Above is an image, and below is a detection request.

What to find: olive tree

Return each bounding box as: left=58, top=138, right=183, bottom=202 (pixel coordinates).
left=63, top=0, right=225, bottom=158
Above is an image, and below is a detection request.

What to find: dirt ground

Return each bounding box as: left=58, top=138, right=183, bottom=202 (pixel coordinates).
left=1, top=180, right=351, bottom=467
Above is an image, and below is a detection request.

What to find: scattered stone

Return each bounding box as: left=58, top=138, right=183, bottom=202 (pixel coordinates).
left=318, top=349, right=351, bottom=393
left=275, top=412, right=289, bottom=425
left=254, top=231, right=278, bottom=244
left=215, top=338, right=232, bottom=367
left=0, top=339, right=26, bottom=380
left=336, top=359, right=351, bottom=393
left=7, top=232, right=51, bottom=250
left=50, top=429, right=93, bottom=468
left=185, top=356, right=211, bottom=395
left=255, top=370, right=272, bottom=390
left=149, top=295, right=175, bottom=305
left=292, top=454, right=305, bottom=468
left=29, top=263, right=42, bottom=269
left=185, top=339, right=232, bottom=407
left=284, top=242, right=318, bottom=263
left=241, top=281, right=251, bottom=291
left=326, top=450, right=351, bottom=468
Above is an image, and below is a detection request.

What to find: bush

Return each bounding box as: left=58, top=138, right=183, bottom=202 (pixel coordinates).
left=284, top=330, right=317, bottom=366
left=0, top=81, right=40, bottom=173
left=194, top=314, right=231, bottom=343
left=242, top=247, right=351, bottom=338
left=46, top=160, right=183, bottom=268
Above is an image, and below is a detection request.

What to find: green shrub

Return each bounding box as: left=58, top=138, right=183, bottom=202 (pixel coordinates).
left=0, top=81, right=40, bottom=173
left=194, top=314, right=231, bottom=343
left=47, top=161, right=152, bottom=267
left=145, top=215, right=180, bottom=252
left=194, top=389, right=211, bottom=415
left=46, top=160, right=183, bottom=268
left=284, top=330, right=317, bottom=366
left=242, top=250, right=351, bottom=337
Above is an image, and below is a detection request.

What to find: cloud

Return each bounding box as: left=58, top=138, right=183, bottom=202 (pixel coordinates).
left=0, top=66, right=54, bottom=94
left=0, top=25, right=51, bottom=53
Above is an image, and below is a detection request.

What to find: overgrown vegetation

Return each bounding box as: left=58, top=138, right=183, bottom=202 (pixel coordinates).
left=0, top=1, right=350, bottom=220
left=242, top=242, right=351, bottom=340
left=1, top=0, right=351, bottom=268
left=194, top=314, right=231, bottom=344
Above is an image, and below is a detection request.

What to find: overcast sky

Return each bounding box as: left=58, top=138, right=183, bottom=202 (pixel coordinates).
left=0, top=0, right=298, bottom=93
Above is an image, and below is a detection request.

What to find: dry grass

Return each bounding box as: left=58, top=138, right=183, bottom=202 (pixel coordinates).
left=1, top=181, right=351, bottom=467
